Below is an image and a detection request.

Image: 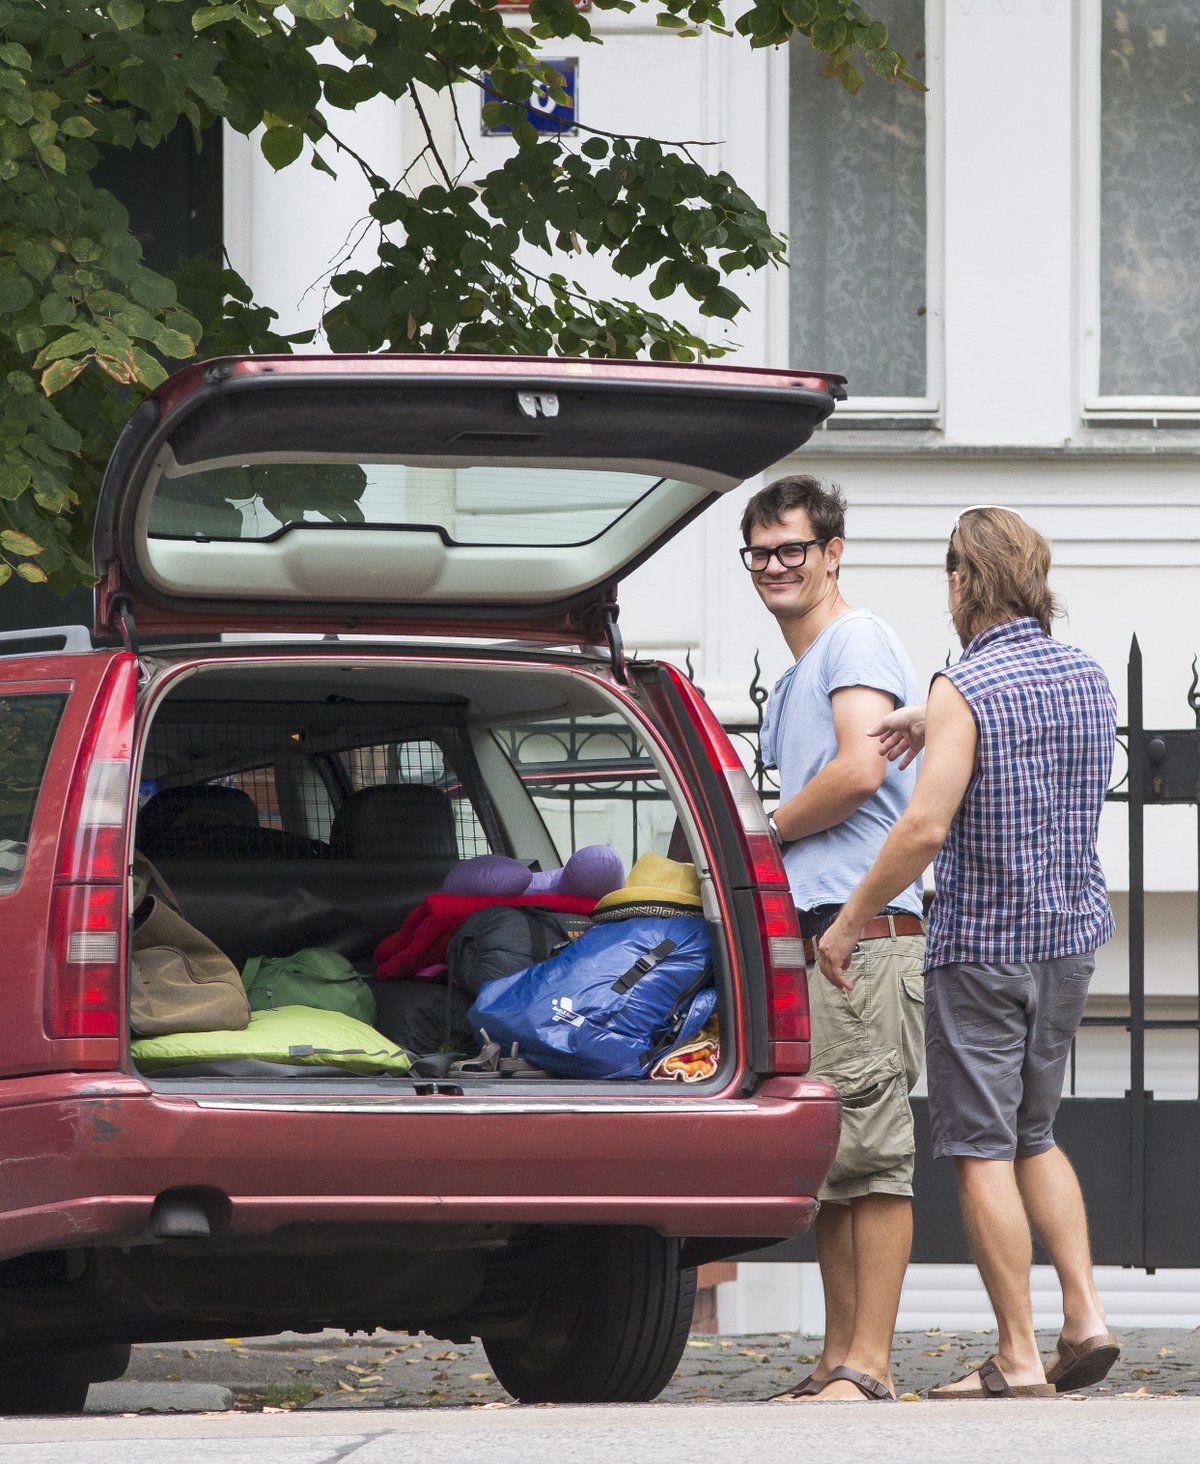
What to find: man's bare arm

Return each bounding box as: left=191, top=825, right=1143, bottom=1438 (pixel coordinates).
left=816, top=678, right=978, bottom=989
left=771, top=685, right=897, bottom=842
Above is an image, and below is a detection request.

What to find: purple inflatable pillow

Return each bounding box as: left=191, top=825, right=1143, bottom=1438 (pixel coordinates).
left=527, top=845, right=625, bottom=900
left=441, top=854, right=532, bottom=897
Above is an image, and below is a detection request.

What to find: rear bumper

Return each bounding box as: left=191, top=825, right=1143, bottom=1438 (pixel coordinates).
left=0, top=1074, right=840, bottom=1261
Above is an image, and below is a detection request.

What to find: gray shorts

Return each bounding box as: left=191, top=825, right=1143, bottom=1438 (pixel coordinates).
left=924, top=954, right=1095, bottom=1161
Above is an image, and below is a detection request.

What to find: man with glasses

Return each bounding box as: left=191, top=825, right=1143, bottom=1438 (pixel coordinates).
left=742, top=475, right=926, bottom=1404
left=817, top=505, right=1118, bottom=1400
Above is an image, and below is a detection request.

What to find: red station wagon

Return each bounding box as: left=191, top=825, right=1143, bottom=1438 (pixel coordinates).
left=0, top=356, right=842, bottom=1412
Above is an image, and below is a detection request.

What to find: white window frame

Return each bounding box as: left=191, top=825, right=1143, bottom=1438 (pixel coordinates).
left=765, top=0, right=945, bottom=419
left=1079, top=0, right=1200, bottom=416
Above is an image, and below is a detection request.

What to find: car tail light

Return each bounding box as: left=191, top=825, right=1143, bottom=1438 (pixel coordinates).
left=661, top=667, right=810, bottom=1072
left=46, top=656, right=136, bottom=1047
left=46, top=885, right=122, bottom=1036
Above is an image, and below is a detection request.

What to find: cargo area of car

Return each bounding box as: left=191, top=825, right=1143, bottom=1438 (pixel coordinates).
left=130, top=646, right=733, bottom=1094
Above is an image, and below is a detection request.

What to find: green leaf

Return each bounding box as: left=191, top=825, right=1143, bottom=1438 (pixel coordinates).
left=0, top=529, right=44, bottom=558
left=16, top=561, right=48, bottom=583
left=39, top=356, right=89, bottom=394
left=840, top=64, right=864, bottom=94
left=151, top=323, right=198, bottom=358
left=33, top=485, right=71, bottom=514
left=192, top=3, right=239, bottom=31
left=700, top=284, right=744, bottom=319
left=811, top=18, right=848, bottom=51
left=60, top=114, right=97, bottom=138
left=0, top=463, right=33, bottom=501
left=128, top=347, right=169, bottom=389
left=38, top=144, right=67, bottom=174
left=39, top=294, right=76, bottom=327
left=39, top=330, right=95, bottom=364
left=129, top=269, right=177, bottom=309
left=0, top=276, right=34, bottom=313
left=261, top=125, right=305, bottom=170
left=0, top=42, right=32, bottom=70
left=107, top=0, right=145, bottom=30
left=0, top=564, right=11, bottom=587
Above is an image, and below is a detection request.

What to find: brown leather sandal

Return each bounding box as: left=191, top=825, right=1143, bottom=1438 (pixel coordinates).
left=803, top=1366, right=895, bottom=1401
left=929, top=1356, right=1055, bottom=1400
left=1044, top=1331, right=1120, bottom=1392
left=769, top=1373, right=824, bottom=1400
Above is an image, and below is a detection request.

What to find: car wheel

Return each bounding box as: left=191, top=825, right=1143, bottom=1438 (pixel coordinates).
left=482, top=1226, right=697, bottom=1403
left=0, top=1343, right=130, bottom=1415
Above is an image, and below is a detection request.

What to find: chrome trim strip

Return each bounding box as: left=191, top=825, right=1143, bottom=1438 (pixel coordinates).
left=188, top=1098, right=753, bottom=1116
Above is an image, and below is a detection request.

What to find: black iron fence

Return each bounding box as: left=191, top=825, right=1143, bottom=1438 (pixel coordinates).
left=512, top=642, right=1200, bottom=1269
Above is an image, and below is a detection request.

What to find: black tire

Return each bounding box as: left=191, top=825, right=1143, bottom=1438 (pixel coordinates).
left=0, top=1343, right=129, bottom=1416
left=0, top=1355, right=91, bottom=1415
left=482, top=1226, right=697, bottom=1403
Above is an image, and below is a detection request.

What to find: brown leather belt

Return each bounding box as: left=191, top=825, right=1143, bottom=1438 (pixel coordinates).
left=802, top=912, right=925, bottom=964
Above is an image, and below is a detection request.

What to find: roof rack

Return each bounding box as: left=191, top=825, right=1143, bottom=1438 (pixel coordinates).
left=0, top=625, right=94, bottom=656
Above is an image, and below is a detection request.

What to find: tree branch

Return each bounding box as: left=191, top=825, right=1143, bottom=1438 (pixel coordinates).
left=407, top=83, right=457, bottom=190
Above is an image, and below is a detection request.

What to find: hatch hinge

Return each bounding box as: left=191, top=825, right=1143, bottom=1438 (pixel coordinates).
left=598, top=601, right=628, bottom=686
left=109, top=594, right=140, bottom=657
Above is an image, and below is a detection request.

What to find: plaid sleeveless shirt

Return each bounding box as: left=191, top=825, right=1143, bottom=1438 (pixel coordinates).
left=925, top=617, right=1116, bottom=969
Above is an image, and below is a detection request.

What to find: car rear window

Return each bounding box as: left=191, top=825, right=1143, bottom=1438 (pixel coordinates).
left=0, top=693, right=67, bottom=891
left=148, top=462, right=668, bottom=547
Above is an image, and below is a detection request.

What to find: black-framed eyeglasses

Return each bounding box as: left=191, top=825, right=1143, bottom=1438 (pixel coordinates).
left=739, top=539, right=829, bottom=572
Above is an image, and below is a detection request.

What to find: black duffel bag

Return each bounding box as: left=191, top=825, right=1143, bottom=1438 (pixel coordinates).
left=446, top=904, right=593, bottom=997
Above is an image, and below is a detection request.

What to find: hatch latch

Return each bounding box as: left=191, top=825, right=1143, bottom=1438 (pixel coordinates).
left=517, top=392, right=559, bottom=419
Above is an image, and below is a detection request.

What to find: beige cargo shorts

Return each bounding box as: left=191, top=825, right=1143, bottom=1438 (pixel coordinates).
left=806, top=933, right=926, bottom=1204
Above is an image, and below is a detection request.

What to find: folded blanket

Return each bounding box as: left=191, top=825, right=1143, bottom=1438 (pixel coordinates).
left=373, top=892, right=596, bottom=980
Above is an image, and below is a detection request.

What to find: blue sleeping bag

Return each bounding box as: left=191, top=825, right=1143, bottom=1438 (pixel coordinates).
left=466, top=915, right=715, bottom=1079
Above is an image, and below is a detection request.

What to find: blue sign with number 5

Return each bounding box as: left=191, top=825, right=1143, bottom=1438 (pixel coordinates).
left=481, top=58, right=578, bottom=136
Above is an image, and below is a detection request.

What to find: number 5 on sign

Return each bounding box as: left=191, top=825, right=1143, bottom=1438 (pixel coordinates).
left=481, top=59, right=578, bottom=136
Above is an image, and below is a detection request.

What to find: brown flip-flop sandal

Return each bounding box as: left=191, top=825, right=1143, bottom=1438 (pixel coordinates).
left=929, top=1356, right=1056, bottom=1400
left=1044, top=1331, right=1120, bottom=1392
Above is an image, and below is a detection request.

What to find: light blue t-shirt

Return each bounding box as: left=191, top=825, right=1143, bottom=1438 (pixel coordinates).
left=759, top=608, right=923, bottom=915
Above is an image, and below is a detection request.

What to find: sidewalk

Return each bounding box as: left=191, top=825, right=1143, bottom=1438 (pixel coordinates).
left=93, top=1326, right=1200, bottom=1412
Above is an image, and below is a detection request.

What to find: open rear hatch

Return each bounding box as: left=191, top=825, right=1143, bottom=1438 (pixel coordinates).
left=93, top=355, right=843, bottom=643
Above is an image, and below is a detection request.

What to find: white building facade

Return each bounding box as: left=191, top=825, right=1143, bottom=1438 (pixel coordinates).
left=223, top=0, right=1200, bottom=1331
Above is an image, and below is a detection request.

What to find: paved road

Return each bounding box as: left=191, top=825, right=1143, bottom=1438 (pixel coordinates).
left=86, top=1324, right=1200, bottom=1412
left=6, top=1397, right=1200, bottom=1464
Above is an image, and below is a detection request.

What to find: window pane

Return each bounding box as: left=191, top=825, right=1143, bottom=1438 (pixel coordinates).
left=493, top=717, right=674, bottom=871
left=789, top=1, right=927, bottom=398
left=1100, top=1, right=1200, bottom=396
left=0, top=694, right=67, bottom=891
left=345, top=739, right=492, bottom=857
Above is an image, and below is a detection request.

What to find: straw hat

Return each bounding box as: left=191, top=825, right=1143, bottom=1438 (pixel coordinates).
left=592, top=853, right=702, bottom=921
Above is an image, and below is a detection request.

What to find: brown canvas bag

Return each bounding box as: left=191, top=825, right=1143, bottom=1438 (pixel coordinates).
left=129, top=854, right=251, bottom=1037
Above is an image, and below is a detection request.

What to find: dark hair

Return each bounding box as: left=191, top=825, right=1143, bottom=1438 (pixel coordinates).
left=946, top=508, right=1062, bottom=640
left=740, top=475, right=847, bottom=545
